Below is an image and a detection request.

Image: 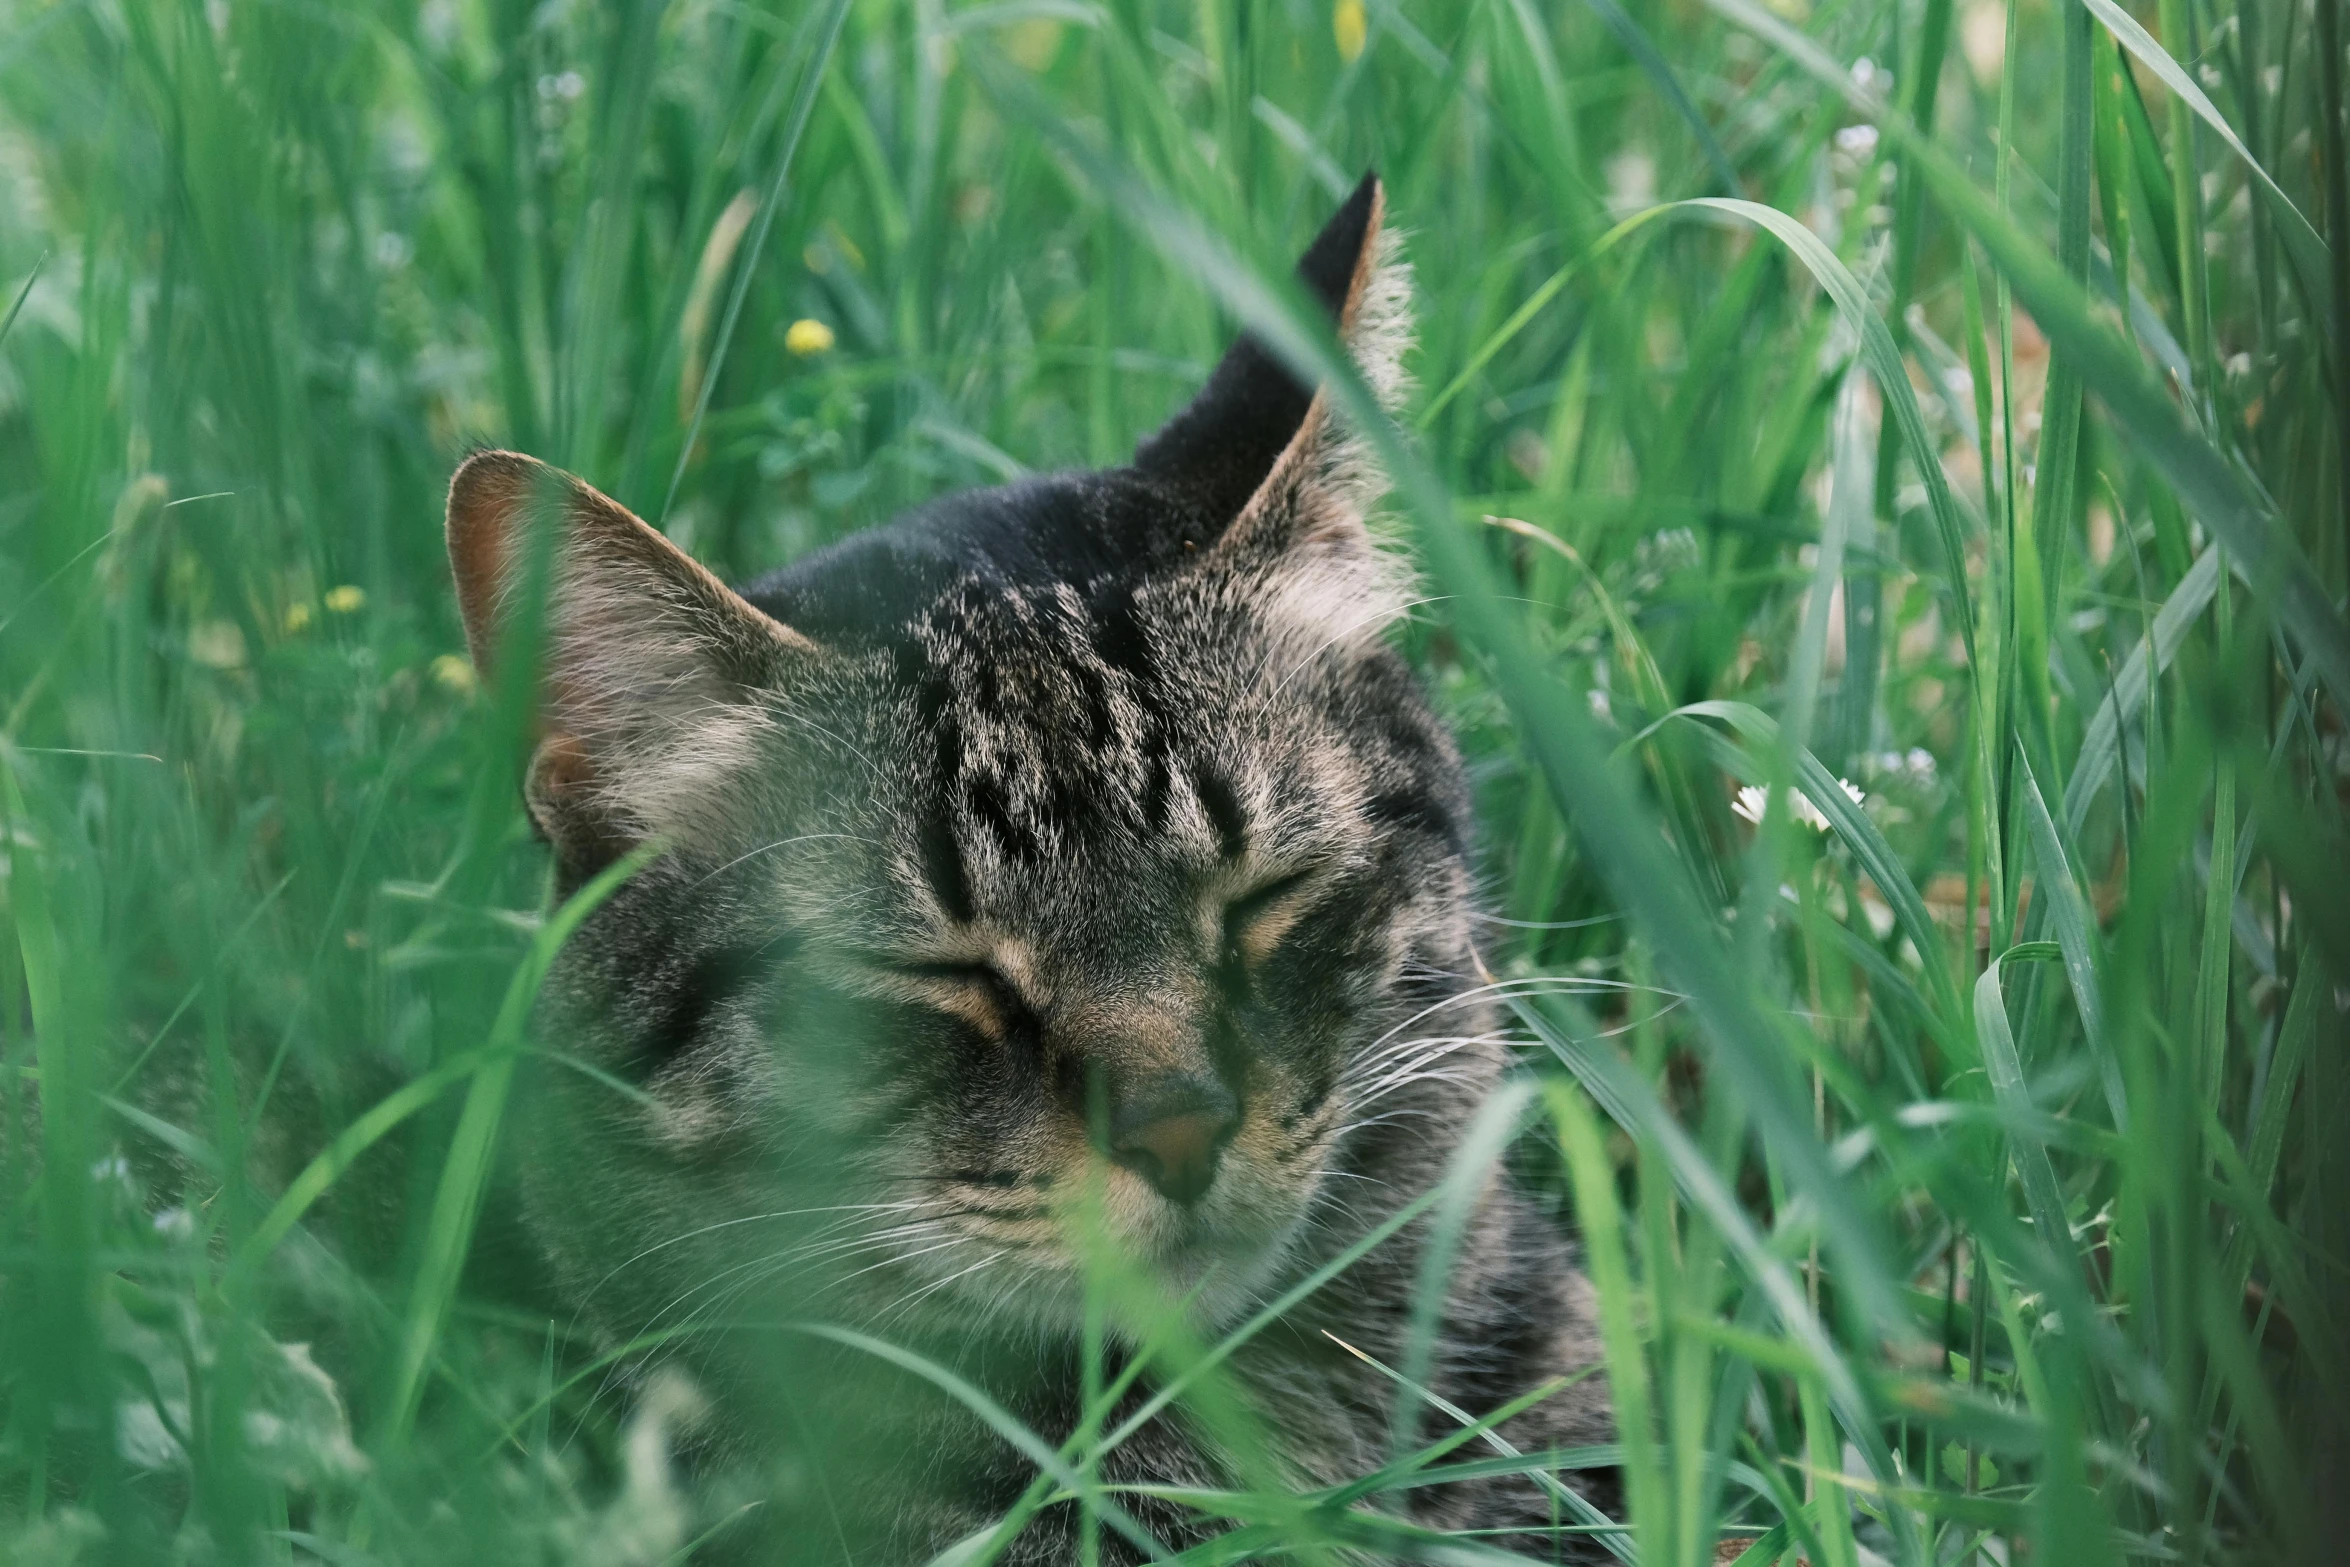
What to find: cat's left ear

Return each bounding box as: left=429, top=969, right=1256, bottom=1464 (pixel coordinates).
left=1133, top=171, right=1411, bottom=556
left=445, top=450, right=814, bottom=878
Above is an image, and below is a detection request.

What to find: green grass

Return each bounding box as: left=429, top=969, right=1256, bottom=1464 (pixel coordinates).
left=3, top=0, right=2345, bottom=1561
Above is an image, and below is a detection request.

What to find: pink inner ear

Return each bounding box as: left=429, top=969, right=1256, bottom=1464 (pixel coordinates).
left=444, top=449, right=817, bottom=686
left=530, top=729, right=597, bottom=797
left=444, top=448, right=557, bottom=677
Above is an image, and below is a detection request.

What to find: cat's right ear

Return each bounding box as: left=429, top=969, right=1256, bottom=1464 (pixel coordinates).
left=1133, top=172, right=1409, bottom=540
left=446, top=450, right=814, bottom=876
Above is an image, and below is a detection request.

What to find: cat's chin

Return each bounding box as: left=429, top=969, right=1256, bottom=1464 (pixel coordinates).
left=1142, top=1237, right=1296, bottom=1329
left=870, top=1207, right=1305, bottom=1343
left=1121, top=1201, right=1309, bottom=1329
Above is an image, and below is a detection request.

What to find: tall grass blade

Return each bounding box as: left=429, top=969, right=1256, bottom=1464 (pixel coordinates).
left=1704, top=0, right=2350, bottom=716
left=380, top=841, right=661, bottom=1443
left=2077, top=0, right=2332, bottom=320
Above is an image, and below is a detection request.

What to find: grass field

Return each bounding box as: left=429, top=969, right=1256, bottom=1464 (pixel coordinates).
left=3, top=0, right=2346, bottom=1561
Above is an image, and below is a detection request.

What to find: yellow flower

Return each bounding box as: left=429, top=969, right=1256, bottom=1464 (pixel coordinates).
left=785, top=318, right=836, bottom=356
left=283, top=602, right=313, bottom=634
left=1334, top=0, right=1367, bottom=62
left=430, top=653, right=478, bottom=695
left=324, top=584, right=367, bottom=614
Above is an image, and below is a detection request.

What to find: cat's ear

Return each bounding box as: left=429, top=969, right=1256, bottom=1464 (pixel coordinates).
left=446, top=450, right=813, bottom=874
left=1133, top=171, right=1412, bottom=552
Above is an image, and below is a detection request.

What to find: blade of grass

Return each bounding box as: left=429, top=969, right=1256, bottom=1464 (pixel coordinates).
left=2016, top=753, right=2116, bottom=1124
left=1972, top=954, right=2076, bottom=1272
left=1578, top=0, right=1740, bottom=196
left=379, top=840, right=662, bottom=1445
left=1669, top=699, right=1963, bottom=1031
left=2077, top=0, right=2332, bottom=326
left=795, top=1323, right=1175, bottom=1563
left=1326, top=1331, right=1629, bottom=1561
left=1549, top=1079, right=1664, bottom=1563
left=0, top=255, right=40, bottom=349
left=657, top=0, right=851, bottom=526
left=1703, top=0, right=2350, bottom=718
left=2065, top=545, right=2221, bottom=837
left=1391, top=1078, right=1539, bottom=1460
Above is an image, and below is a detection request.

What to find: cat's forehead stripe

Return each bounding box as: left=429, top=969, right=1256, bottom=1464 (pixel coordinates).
left=1192, top=762, right=1250, bottom=861
left=907, top=575, right=1192, bottom=856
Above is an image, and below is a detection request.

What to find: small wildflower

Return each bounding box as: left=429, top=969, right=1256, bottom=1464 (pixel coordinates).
left=324, top=584, right=366, bottom=614
left=1333, top=0, right=1367, bottom=61
left=1870, top=747, right=1938, bottom=786
left=1732, top=778, right=1863, bottom=831
left=430, top=653, right=477, bottom=695
left=785, top=318, right=836, bottom=356
left=283, top=602, right=313, bottom=634
left=1833, top=123, right=1880, bottom=155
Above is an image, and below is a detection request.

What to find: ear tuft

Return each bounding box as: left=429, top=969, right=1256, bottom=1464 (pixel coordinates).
left=442, top=450, right=812, bottom=879
left=1199, top=183, right=1417, bottom=661
left=1340, top=215, right=1414, bottom=425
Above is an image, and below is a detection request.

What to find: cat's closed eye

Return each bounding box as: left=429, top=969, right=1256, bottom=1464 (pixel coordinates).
left=1220, top=869, right=1320, bottom=966
left=885, top=958, right=1034, bottom=1038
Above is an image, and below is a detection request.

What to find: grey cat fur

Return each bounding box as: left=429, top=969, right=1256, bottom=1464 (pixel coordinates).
left=445, top=173, right=1615, bottom=1563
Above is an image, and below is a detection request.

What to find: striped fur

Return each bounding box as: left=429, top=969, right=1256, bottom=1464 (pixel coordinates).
left=448, top=174, right=1614, bottom=1562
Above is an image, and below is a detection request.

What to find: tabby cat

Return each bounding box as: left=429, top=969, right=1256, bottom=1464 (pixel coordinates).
left=445, top=174, right=1614, bottom=1562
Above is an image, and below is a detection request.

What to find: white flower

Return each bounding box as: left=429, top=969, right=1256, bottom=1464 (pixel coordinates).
left=1732, top=778, right=1864, bottom=832
left=1604, top=149, right=1657, bottom=215
left=1870, top=748, right=1938, bottom=786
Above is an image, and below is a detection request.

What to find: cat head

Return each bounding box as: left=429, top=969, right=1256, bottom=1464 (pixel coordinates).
left=447, top=175, right=1498, bottom=1342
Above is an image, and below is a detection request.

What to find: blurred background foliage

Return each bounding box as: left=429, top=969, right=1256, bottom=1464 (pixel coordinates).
left=0, top=0, right=2344, bottom=1561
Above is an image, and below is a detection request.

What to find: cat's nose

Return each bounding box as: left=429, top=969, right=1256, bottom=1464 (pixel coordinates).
left=1108, top=1074, right=1239, bottom=1205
